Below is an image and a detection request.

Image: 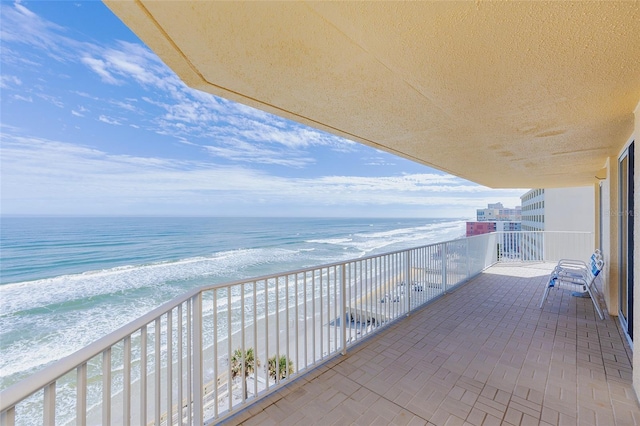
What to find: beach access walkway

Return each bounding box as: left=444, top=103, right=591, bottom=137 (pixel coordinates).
left=220, top=262, right=639, bottom=425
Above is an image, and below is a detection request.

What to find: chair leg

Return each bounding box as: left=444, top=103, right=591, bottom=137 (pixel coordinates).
left=585, top=285, right=605, bottom=320
left=539, top=282, right=552, bottom=308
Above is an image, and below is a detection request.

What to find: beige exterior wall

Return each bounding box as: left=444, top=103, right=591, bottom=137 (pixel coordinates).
left=544, top=187, right=595, bottom=232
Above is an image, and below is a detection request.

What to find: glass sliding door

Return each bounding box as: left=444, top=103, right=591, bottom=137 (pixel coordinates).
left=619, top=141, right=634, bottom=342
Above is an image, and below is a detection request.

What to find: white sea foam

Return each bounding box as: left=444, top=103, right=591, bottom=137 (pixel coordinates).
left=306, top=221, right=465, bottom=255
left=0, top=248, right=302, bottom=316
left=306, top=237, right=353, bottom=245
left=0, top=217, right=466, bottom=394
left=0, top=247, right=311, bottom=386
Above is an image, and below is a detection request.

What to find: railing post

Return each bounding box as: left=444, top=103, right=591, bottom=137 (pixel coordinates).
left=123, top=336, right=131, bottom=426
left=192, top=293, right=203, bottom=426
left=340, top=263, right=347, bottom=355
left=102, top=349, right=111, bottom=426
left=76, top=363, right=87, bottom=426
left=44, top=382, right=56, bottom=426
left=0, top=408, right=15, bottom=426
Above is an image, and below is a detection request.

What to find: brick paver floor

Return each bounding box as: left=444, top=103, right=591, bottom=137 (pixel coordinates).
left=221, top=263, right=639, bottom=425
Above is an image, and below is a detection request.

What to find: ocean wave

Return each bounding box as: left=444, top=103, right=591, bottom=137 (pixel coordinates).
left=0, top=247, right=306, bottom=316
left=306, top=237, right=353, bottom=245
left=306, top=221, right=465, bottom=255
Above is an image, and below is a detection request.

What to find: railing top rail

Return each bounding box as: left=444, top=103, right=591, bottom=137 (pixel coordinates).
left=194, top=234, right=486, bottom=292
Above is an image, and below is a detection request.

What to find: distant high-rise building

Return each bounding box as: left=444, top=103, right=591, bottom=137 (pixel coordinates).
left=466, top=221, right=497, bottom=237
left=476, top=202, right=521, bottom=222
left=467, top=203, right=522, bottom=237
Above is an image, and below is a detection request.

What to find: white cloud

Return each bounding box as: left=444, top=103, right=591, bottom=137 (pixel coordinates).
left=80, top=56, right=122, bottom=85
left=12, top=94, right=32, bottom=102
left=36, top=93, right=63, bottom=108
left=203, top=139, right=314, bottom=168
left=1, top=2, right=359, bottom=169
left=0, top=133, right=525, bottom=216
left=0, top=75, right=22, bottom=88
left=98, top=115, right=122, bottom=125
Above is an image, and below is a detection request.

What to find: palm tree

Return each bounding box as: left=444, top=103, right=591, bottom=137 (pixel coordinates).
left=230, top=347, right=259, bottom=400
left=267, top=354, right=294, bottom=382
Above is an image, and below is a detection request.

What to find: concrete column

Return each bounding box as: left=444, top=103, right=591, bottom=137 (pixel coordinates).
left=632, top=100, right=640, bottom=400
left=602, top=156, right=619, bottom=314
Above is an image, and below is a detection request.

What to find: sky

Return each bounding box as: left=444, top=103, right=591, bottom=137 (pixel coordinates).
left=0, top=1, right=526, bottom=218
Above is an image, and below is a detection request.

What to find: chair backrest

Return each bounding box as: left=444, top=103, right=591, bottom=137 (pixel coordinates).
left=591, top=258, right=604, bottom=277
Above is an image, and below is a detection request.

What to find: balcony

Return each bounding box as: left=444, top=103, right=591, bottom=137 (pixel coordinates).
left=1, top=232, right=638, bottom=425
left=223, top=262, right=639, bottom=425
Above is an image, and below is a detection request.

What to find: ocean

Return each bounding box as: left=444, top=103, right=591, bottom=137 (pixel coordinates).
left=0, top=216, right=465, bottom=391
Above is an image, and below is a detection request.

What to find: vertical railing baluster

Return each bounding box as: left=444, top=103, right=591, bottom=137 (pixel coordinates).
left=123, top=336, right=131, bottom=426
left=374, top=258, right=378, bottom=328
left=304, top=272, right=308, bottom=368
left=342, top=262, right=355, bottom=342
left=76, top=363, right=87, bottom=426
left=356, top=260, right=366, bottom=341
left=212, top=289, right=218, bottom=418
left=186, top=301, right=192, bottom=426
left=226, top=289, right=232, bottom=413
left=294, top=273, right=299, bottom=376
left=275, top=278, right=280, bottom=380
left=442, top=243, right=448, bottom=293
left=177, top=304, right=183, bottom=426
left=384, top=256, right=388, bottom=319
left=253, top=281, right=258, bottom=397
left=312, top=272, right=316, bottom=363
left=285, top=276, right=289, bottom=382
left=166, top=309, right=173, bottom=425
left=319, top=269, right=323, bottom=359
left=466, top=238, right=470, bottom=279
left=102, top=348, right=111, bottom=426
left=333, top=266, right=344, bottom=352
left=241, top=284, right=246, bottom=401
left=394, top=254, right=398, bottom=317
left=154, top=318, right=161, bottom=425
left=340, top=264, right=347, bottom=355
left=406, top=250, right=411, bottom=315
left=140, top=326, right=147, bottom=426
left=43, top=382, right=55, bottom=426
left=192, top=294, right=203, bottom=426
left=264, top=281, right=269, bottom=391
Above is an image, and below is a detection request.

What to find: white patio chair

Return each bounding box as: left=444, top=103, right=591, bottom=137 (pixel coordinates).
left=539, top=252, right=605, bottom=320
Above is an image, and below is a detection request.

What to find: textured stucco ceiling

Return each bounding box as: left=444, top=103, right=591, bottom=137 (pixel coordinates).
left=104, top=1, right=640, bottom=188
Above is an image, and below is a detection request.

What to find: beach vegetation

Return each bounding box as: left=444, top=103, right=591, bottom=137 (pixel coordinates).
left=230, top=347, right=260, bottom=400
left=267, top=354, right=294, bottom=382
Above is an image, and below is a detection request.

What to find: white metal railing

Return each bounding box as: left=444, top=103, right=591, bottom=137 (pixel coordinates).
left=0, top=231, right=593, bottom=425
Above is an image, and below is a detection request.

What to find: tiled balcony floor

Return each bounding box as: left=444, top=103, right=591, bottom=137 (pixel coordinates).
left=222, top=263, right=639, bottom=425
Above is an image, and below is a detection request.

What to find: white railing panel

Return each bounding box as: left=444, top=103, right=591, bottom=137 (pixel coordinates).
left=0, top=231, right=594, bottom=425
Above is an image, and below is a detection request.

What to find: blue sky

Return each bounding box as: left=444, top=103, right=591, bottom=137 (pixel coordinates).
left=0, top=1, right=525, bottom=218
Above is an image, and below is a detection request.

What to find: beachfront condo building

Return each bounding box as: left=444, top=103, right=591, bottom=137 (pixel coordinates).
left=520, top=187, right=596, bottom=260
left=521, top=187, right=595, bottom=233
left=467, top=202, right=521, bottom=237
left=476, top=203, right=522, bottom=222
left=2, top=2, right=640, bottom=425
